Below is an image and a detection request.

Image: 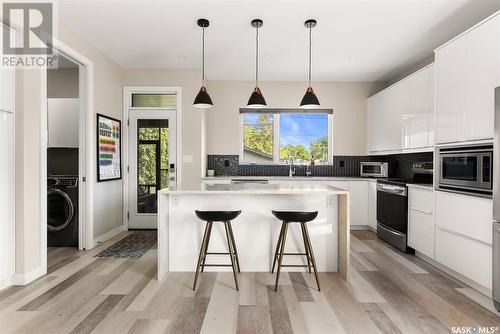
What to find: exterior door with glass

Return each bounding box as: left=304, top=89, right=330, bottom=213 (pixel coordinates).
left=129, top=110, right=176, bottom=229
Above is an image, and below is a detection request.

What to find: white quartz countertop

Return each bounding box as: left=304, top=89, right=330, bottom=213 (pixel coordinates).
left=159, top=182, right=349, bottom=195
left=202, top=176, right=378, bottom=181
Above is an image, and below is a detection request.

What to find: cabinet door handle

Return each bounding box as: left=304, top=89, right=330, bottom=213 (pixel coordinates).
left=409, top=206, right=432, bottom=215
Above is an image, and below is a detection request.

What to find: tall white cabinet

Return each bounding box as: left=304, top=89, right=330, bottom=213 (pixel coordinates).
left=0, top=24, right=15, bottom=290
left=367, top=63, right=435, bottom=154
left=435, top=13, right=500, bottom=144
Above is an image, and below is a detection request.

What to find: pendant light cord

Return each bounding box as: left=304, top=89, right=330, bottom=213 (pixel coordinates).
left=308, top=26, right=312, bottom=87
left=202, top=26, right=205, bottom=85
left=255, top=26, right=259, bottom=87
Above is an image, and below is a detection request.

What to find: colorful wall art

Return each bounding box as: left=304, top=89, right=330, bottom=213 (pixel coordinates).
left=97, top=113, right=122, bottom=182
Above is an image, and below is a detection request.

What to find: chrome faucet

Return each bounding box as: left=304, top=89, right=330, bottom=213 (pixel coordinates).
left=306, top=164, right=312, bottom=177
left=288, top=156, right=296, bottom=177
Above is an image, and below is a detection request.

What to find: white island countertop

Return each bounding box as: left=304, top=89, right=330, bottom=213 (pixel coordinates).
left=159, top=182, right=349, bottom=195
left=158, top=181, right=350, bottom=282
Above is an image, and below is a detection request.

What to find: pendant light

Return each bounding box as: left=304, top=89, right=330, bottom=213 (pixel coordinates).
left=300, top=19, right=320, bottom=108
left=193, top=18, right=213, bottom=109
left=247, top=19, right=267, bottom=108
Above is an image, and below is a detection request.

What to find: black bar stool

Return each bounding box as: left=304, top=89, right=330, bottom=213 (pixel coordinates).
left=271, top=210, right=320, bottom=292
left=193, top=210, right=242, bottom=291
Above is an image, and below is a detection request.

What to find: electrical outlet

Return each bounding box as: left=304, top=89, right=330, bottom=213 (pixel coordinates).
left=172, top=196, right=178, bottom=207
left=327, top=196, right=335, bottom=208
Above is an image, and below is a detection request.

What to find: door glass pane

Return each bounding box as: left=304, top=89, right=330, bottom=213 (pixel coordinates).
left=137, top=119, right=169, bottom=214
left=442, top=156, right=477, bottom=181
left=132, top=94, right=176, bottom=108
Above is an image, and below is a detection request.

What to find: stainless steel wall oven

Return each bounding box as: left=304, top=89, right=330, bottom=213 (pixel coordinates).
left=437, top=145, right=493, bottom=197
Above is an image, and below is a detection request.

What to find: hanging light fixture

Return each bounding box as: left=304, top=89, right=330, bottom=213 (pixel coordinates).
left=193, top=18, right=213, bottom=109
left=300, top=19, right=320, bottom=108
left=247, top=19, right=267, bottom=108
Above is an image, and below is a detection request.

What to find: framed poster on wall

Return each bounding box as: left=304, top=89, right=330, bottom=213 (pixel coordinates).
left=97, top=113, right=122, bottom=182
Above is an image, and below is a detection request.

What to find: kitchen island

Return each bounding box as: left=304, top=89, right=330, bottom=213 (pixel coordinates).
left=157, top=182, right=350, bottom=281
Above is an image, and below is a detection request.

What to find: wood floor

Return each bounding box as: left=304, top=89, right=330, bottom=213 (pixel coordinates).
left=1, top=230, right=499, bottom=334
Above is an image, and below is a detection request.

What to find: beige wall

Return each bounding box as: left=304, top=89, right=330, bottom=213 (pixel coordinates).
left=13, top=23, right=125, bottom=277
left=47, top=68, right=79, bottom=98
left=56, top=25, right=124, bottom=239
left=206, top=81, right=386, bottom=157
left=121, top=68, right=205, bottom=186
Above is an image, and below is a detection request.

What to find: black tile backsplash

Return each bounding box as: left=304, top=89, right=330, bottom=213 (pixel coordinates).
left=207, top=152, right=433, bottom=178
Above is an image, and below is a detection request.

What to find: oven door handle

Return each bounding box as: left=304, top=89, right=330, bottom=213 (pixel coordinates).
left=377, top=184, right=407, bottom=196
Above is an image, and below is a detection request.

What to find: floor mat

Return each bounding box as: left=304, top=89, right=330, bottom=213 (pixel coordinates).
left=95, top=230, right=157, bottom=258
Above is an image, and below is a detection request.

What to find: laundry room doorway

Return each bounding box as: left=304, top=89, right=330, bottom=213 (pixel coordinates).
left=41, top=40, right=95, bottom=278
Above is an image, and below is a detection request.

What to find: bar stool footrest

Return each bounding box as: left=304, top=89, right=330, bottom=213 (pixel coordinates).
left=281, top=264, right=312, bottom=268
left=200, top=264, right=234, bottom=267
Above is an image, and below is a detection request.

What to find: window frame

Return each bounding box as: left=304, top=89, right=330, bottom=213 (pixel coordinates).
left=239, top=113, right=333, bottom=165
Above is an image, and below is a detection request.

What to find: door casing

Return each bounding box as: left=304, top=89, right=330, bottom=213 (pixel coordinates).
left=122, top=86, right=182, bottom=231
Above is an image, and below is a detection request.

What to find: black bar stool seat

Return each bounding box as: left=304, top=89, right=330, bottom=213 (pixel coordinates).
left=195, top=210, right=242, bottom=222
left=193, top=210, right=242, bottom=291
left=271, top=210, right=321, bottom=292
left=271, top=211, right=318, bottom=223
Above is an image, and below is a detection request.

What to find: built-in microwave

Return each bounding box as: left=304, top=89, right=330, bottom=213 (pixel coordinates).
left=437, top=145, right=493, bottom=197
left=360, top=162, right=388, bottom=177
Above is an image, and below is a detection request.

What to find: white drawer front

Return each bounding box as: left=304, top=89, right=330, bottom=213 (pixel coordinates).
left=408, top=209, right=434, bottom=259
left=435, top=191, right=492, bottom=244
left=435, top=227, right=492, bottom=290
left=409, top=187, right=433, bottom=213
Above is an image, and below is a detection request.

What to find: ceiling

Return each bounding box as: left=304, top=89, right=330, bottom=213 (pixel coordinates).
left=58, top=0, right=500, bottom=81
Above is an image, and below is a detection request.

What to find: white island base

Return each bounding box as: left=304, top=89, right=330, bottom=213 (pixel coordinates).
left=158, top=183, right=350, bottom=281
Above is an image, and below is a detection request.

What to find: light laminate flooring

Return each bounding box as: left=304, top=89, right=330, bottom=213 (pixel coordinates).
left=0, top=230, right=499, bottom=334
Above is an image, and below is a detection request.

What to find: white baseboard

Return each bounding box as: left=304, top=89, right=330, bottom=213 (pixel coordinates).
left=415, top=251, right=492, bottom=298
left=350, top=225, right=373, bottom=231
left=0, top=277, right=12, bottom=291
left=91, top=224, right=126, bottom=249
left=11, top=266, right=45, bottom=286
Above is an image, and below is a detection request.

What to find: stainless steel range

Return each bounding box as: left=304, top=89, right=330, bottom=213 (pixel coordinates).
left=376, top=162, right=433, bottom=252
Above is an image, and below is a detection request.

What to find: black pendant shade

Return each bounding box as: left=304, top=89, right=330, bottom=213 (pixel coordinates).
left=247, top=19, right=267, bottom=108
left=300, top=87, right=320, bottom=108
left=193, top=18, right=213, bottom=109
left=193, top=86, right=213, bottom=108
left=247, top=86, right=267, bottom=108
left=300, top=19, right=320, bottom=108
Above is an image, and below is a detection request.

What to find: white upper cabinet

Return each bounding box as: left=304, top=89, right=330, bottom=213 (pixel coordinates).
left=388, top=80, right=409, bottom=151
left=435, top=13, right=499, bottom=144
left=367, top=64, right=434, bottom=154
left=0, top=25, right=15, bottom=113
left=409, top=64, right=435, bottom=148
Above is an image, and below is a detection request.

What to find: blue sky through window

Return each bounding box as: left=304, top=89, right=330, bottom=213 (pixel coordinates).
left=280, top=114, right=328, bottom=148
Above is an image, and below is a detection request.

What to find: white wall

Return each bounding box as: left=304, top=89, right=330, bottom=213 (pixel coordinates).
left=15, top=68, right=44, bottom=277
left=206, top=81, right=386, bottom=156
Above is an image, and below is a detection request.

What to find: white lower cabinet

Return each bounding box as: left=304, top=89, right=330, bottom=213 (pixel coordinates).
left=367, top=181, right=377, bottom=230
left=349, top=181, right=369, bottom=227
left=407, top=186, right=434, bottom=258
left=435, top=227, right=492, bottom=290
left=434, top=191, right=493, bottom=290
